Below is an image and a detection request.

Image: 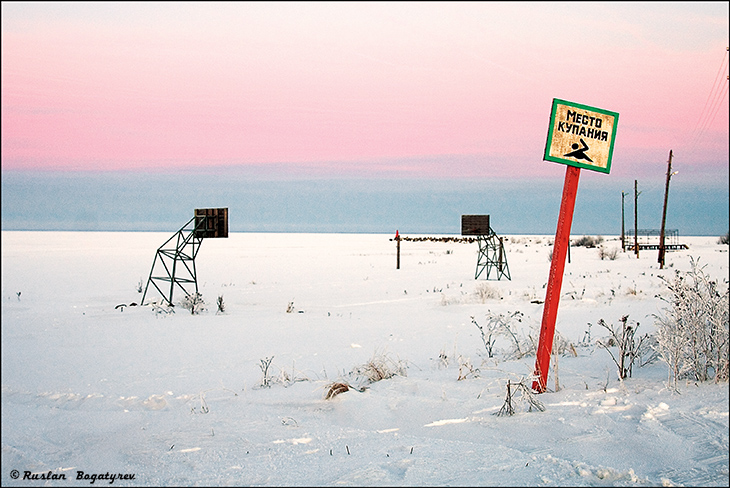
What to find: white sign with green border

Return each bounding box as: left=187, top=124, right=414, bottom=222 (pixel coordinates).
left=544, top=99, right=619, bottom=174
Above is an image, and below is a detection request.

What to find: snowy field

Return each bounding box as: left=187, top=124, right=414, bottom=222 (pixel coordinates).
left=1, top=231, right=728, bottom=487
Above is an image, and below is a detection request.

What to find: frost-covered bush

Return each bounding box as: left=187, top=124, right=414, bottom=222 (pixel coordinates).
left=474, top=282, right=502, bottom=302
left=471, top=311, right=531, bottom=359
left=598, top=245, right=619, bottom=261
left=494, top=378, right=545, bottom=417
left=654, top=257, right=729, bottom=388
left=180, top=292, right=205, bottom=315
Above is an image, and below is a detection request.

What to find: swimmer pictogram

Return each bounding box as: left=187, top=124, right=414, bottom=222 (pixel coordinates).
left=564, top=138, right=593, bottom=163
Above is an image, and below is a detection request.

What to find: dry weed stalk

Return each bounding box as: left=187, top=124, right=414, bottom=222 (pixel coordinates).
left=457, top=356, right=479, bottom=380
left=259, top=356, right=274, bottom=387
left=494, top=379, right=545, bottom=417
left=597, top=315, right=648, bottom=380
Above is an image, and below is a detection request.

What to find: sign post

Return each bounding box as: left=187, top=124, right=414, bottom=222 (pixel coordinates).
left=533, top=99, right=618, bottom=393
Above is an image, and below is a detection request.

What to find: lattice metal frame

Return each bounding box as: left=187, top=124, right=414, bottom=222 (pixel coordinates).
left=141, top=216, right=207, bottom=306
left=474, top=229, right=511, bottom=281
left=626, top=229, right=686, bottom=250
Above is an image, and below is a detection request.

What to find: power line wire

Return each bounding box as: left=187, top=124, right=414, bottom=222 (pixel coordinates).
left=702, top=84, right=728, bottom=139
left=687, top=49, right=729, bottom=155
left=688, top=86, right=728, bottom=154
left=689, top=49, right=728, bottom=138
left=690, top=75, right=728, bottom=152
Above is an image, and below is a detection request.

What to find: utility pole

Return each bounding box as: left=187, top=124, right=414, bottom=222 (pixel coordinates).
left=621, top=191, right=626, bottom=252
left=634, top=180, right=640, bottom=258
left=658, top=150, right=677, bottom=269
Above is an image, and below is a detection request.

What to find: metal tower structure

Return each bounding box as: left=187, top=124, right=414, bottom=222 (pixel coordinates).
left=141, top=208, right=228, bottom=306
left=461, top=215, right=511, bottom=281
left=474, top=230, right=511, bottom=280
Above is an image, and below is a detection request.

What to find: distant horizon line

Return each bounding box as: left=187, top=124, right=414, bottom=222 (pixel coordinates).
left=2, top=163, right=727, bottom=184
left=2, top=228, right=726, bottom=238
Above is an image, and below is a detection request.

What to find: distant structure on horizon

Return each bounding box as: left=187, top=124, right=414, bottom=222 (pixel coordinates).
left=461, top=215, right=511, bottom=280
left=141, top=208, right=228, bottom=306
left=625, top=228, right=688, bottom=251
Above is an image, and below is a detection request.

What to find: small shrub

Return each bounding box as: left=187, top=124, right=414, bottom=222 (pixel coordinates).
left=494, top=379, right=545, bottom=416
left=654, top=257, right=729, bottom=388
left=474, top=282, right=502, bottom=302
left=573, top=235, right=604, bottom=248
left=719, top=231, right=730, bottom=245
left=598, top=245, right=619, bottom=260
left=472, top=311, right=527, bottom=359
left=180, top=292, right=205, bottom=315
left=216, top=294, right=225, bottom=314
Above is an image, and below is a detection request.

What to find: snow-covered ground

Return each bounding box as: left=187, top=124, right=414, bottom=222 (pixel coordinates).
left=2, top=231, right=728, bottom=486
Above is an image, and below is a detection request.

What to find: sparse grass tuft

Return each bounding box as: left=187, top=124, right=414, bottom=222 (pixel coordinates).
left=351, top=350, right=407, bottom=385
left=474, top=282, right=502, bottom=302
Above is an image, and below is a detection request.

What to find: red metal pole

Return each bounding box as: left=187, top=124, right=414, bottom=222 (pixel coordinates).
left=532, top=165, right=581, bottom=392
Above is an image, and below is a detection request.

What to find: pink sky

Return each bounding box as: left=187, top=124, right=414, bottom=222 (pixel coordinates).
left=2, top=2, right=728, bottom=180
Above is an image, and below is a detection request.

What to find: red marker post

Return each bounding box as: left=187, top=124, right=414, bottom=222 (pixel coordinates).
left=533, top=99, right=619, bottom=393
left=533, top=165, right=580, bottom=391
